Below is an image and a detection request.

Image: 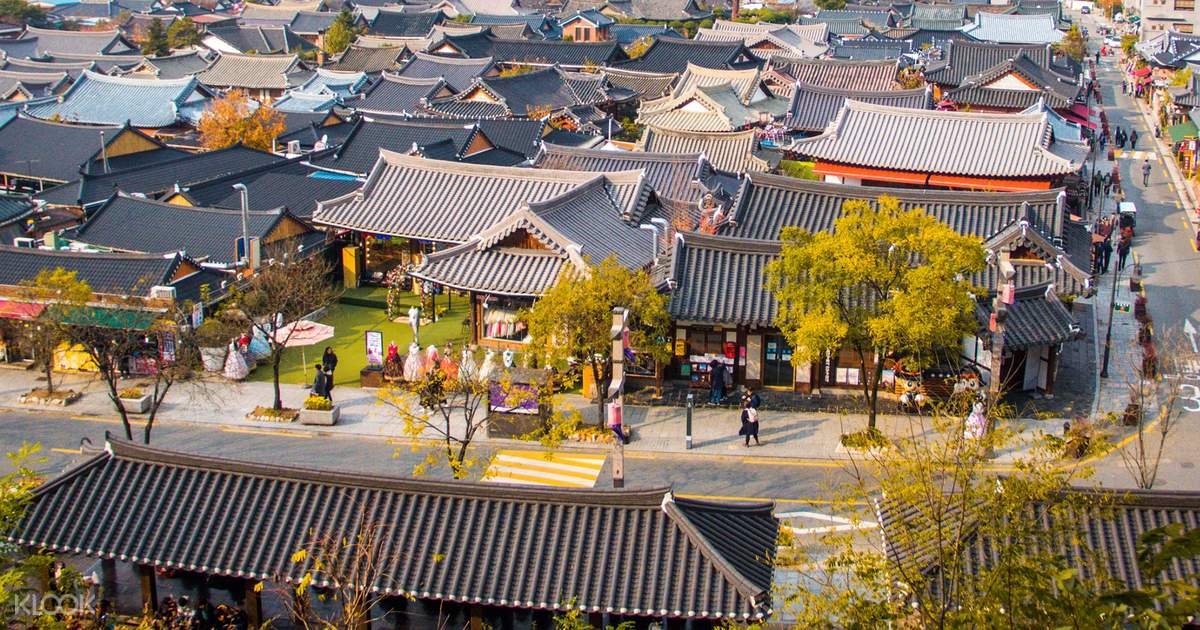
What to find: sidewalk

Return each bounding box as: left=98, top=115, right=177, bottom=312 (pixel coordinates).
left=0, top=367, right=1055, bottom=464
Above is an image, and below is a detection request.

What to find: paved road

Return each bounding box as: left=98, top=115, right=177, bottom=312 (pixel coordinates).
left=0, top=410, right=853, bottom=508
left=1080, top=14, right=1200, bottom=488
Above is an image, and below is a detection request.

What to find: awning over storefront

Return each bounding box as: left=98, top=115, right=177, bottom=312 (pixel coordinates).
left=0, top=301, right=45, bottom=321
left=1168, top=120, right=1199, bottom=143
left=1131, top=67, right=1152, bottom=77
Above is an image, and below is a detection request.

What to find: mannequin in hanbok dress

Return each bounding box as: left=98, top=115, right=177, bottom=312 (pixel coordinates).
left=403, top=342, right=423, bottom=381
left=478, top=349, right=496, bottom=382
left=223, top=339, right=249, bottom=380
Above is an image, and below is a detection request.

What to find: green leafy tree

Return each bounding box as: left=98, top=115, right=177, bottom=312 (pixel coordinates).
left=524, top=256, right=671, bottom=427
left=781, top=404, right=1122, bottom=628
left=141, top=17, right=169, bottom=56
left=0, top=0, right=44, bottom=24
left=19, top=268, right=93, bottom=396
left=1122, top=33, right=1139, bottom=56
left=322, top=9, right=358, bottom=55
left=778, top=159, right=819, bottom=180
left=1055, top=24, right=1087, bottom=62
left=167, top=16, right=202, bottom=48
left=765, top=196, right=985, bottom=430
left=814, top=0, right=847, bottom=9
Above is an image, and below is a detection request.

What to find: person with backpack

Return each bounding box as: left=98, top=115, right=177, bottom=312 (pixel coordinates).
left=708, top=358, right=725, bottom=405
left=739, top=399, right=760, bottom=447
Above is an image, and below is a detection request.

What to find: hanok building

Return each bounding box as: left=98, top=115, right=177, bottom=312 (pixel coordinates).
left=17, top=26, right=139, bottom=57
left=0, top=117, right=186, bottom=193
left=639, top=125, right=772, bottom=173
left=763, top=56, right=899, bottom=98
left=160, top=156, right=361, bottom=219
left=923, top=39, right=1079, bottom=93
left=636, top=64, right=789, bottom=133
left=367, top=8, right=445, bottom=38
left=66, top=192, right=325, bottom=267
left=327, top=43, right=409, bottom=75
left=126, top=51, right=215, bottom=80
left=201, top=24, right=316, bottom=55
left=786, top=82, right=932, bottom=134
left=312, top=150, right=652, bottom=291
left=423, top=66, right=634, bottom=131
left=534, top=141, right=729, bottom=203
left=196, top=53, right=303, bottom=100
left=662, top=175, right=1091, bottom=395
left=615, top=38, right=763, bottom=75
left=310, top=117, right=548, bottom=175
left=959, top=11, right=1065, bottom=45
left=559, top=9, right=615, bottom=42
left=24, top=71, right=211, bottom=130
left=790, top=100, right=1088, bottom=192
left=694, top=20, right=830, bottom=60
left=393, top=51, right=495, bottom=93
left=354, top=73, right=451, bottom=116
left=940, top=54, right=1086, bottom=119
left=13, top=440, right=778, bottom=629
left=0, top=69, right=69, bottom=100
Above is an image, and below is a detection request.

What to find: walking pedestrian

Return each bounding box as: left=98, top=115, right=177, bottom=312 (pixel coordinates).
left=708, top=358, right=725, bottom=405
left=1131, top=129, right=1139, bottom=147
left=312, top=362, right=328, bottom=399
left=322, top=346, right=338, bottom=382
left=1142, top=158, right=1152, bottom=186
left=742, top=386, right=762, bottom=411
left=738, top=401, right=760, bottom=447
left=1117, top=238, right=1131, bottom=270
left=323, top=365, right=335, bottom=401
left=1095, top=50, right=1100, bottom=63
left=1101, top=237, right=1113, bottom=273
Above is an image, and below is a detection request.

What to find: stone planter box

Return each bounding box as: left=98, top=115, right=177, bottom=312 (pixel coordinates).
left=200, top=346, right=226, bottom=372
left=120, top=394, right=151, bottom=414
left=299, top=406, right=339, bottom=426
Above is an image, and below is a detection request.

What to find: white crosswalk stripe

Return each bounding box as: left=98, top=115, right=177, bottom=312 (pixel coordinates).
left=482, top=450, right=607, bottom=488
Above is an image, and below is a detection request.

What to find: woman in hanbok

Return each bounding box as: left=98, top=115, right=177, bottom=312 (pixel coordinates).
left=223, top=339, right=249, bottom=381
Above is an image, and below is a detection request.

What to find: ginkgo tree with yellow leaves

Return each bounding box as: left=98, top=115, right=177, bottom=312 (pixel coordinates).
left=197, top=90, right=286, bottom=152
left=766, top=196, right=985, bottom=432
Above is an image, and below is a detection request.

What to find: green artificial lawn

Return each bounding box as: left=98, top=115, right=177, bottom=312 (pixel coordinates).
left=248, top=287, right=472, bottom=387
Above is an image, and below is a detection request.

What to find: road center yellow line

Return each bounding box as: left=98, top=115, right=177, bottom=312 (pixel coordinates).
left=50, top=448, right=80, bottom=455
left=220, top=427, right=313, bottom=439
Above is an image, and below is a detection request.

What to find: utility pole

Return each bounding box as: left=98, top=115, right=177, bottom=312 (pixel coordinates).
left=607, top=307, right=628, bottom=488
left=232, top=183, right=250, bottom=268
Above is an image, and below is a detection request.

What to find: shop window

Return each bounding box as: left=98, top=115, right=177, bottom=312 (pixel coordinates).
left=1179, top=23, right=1196, bottom=33
left=687, top=329, right=724, bottom=356
left=481, top=298, right=531, bottom=342
left=1176, top=0, right=1194, bottom=11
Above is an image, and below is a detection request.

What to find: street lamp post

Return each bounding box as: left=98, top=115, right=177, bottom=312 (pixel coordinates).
left=1100, top=258, right=1123, bottom=378
left=232, top=183, right=249, bottom=267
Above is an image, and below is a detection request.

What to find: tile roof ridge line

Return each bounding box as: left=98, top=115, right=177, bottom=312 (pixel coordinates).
left=679, top=230, right=781, bottom=251
left=0, top=243, right=183, bottom=261
left=376, top=147, right=632, bottom=181
left=107, top=190, right=285, bottom=215
left=540, top=142, right=702, bottom=162
left=105, top=438, right=675, bottom=505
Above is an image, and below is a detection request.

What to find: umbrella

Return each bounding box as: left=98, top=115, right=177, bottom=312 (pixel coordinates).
left=273, top=320, right=335, bottom=384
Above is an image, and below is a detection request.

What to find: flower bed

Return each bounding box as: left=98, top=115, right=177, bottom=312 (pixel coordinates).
left=19, top=389, right=80, bottom=407
left=246, top=406, right=299, bottom=423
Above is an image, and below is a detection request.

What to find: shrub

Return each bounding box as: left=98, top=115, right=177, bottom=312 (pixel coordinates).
left=304, top=395, right=333, bottom=411
left=118, top=387, right=144, bottom=399
left=840, top=427, right=889, bottom=449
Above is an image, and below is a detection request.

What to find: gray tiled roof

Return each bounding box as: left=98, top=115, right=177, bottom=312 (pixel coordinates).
left=197, top=53, right=301, bottom=90
left=311, top=116, right=538, bottom=173
left=639, top=126, right=769, bottom=173
left=535, top=142, right=706, bottom=202
left=723, top=172, right=1066, bottom=241
left=426, top=66, right=624, bottom=119
left=0, top=69, right=68, bottom=99
left=19, top=26, right=138, bottom=56
left=1, top=57, right=94, bottom=80
left=313, top=149, right=648, bottom=242
left=205, top=25, right=314, bottom=54
left=394, top=51, right=493, bottom=93
left=140, top=51, right=214, bottom=79
left=814, top=8, right=895, bottom=28
left=961, top=11, right=1063, bottom=45
left=25, top=71, right=204, bottom=128
left=617, top=38, right=762, bottom=75
left=288, top=10, right=338, bottom=34
left=787, top=83, right=930, bottom=132
left=70, top=193, right=298, bottom=265
left=487, top=38, right=623, bottom=67
left=924, top=39, right=1070, bottom=87
left=15, top=440, right=778, bottom=622
left=0, top=38, right=41, bottom=60
left=368, top=9, right=443, bottom=37
left=0, top=245, right=184, bottom=296
left=798, top=16, right=871, bottom=37
left=355, top=73, right=445, bottom=114
left=944, top=55, right=1081, bottom=110
left=0, top=116, right=124, bottom=183
left=329, top=44, right=408, bottom=74
left=412, top=176, right=656, bottom=295
left=831, top=39, right=913, bottom=60
left=176, top=160, right=361, bottom=219
left=602, top=67, right=676, bottom=99
left=768, top=57, right=898, bottom=91
left=0, top=195, right=34, bottom=225
left=36, top=145, right=287, bottom=208
left=667, top=231, right=780, bottom=326
left=790, top=100, right=1086, bottom=178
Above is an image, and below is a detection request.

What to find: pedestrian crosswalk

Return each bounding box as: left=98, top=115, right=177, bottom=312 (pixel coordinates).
left=482, top=450, right=607, bottom=488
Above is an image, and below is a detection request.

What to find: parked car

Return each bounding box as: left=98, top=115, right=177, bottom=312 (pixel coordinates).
left=1105, top=36, right=1121, bottom=47
left=1081, top=5, right=1091, bottom=13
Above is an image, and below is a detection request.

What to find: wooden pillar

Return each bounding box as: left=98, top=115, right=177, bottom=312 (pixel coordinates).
left=469, top=292, right=479, bottom=345
left=1043, top=345, right=1059, bottom=397
left=243, top=579, right=263, bottom=628
left=99, top=559, right=117, bottom=601
left=137, top=564, right=158, bottom=615
left=469, top=604, right=484, bottom=630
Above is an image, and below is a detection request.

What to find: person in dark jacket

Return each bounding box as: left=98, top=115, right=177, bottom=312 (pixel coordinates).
left=322, top=346, right=338, bottom=380
left=709, top=359, right=725, bottom=405
left=739, top=401, right=760, bottom=446
left=1117, top=239, right=1131, bottom=270
left=742, top=387, right=762, bottom=410
left=1101, top=238, right=1113, bottom=274
left=312, top=363, right=328, bottom=399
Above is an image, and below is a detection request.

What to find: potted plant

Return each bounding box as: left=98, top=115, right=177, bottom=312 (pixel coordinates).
left=118, top=386, right=151, bottom=414
left=195, top=319, right=234, bottom=372
left=298, top=395, right=339, bottom=426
